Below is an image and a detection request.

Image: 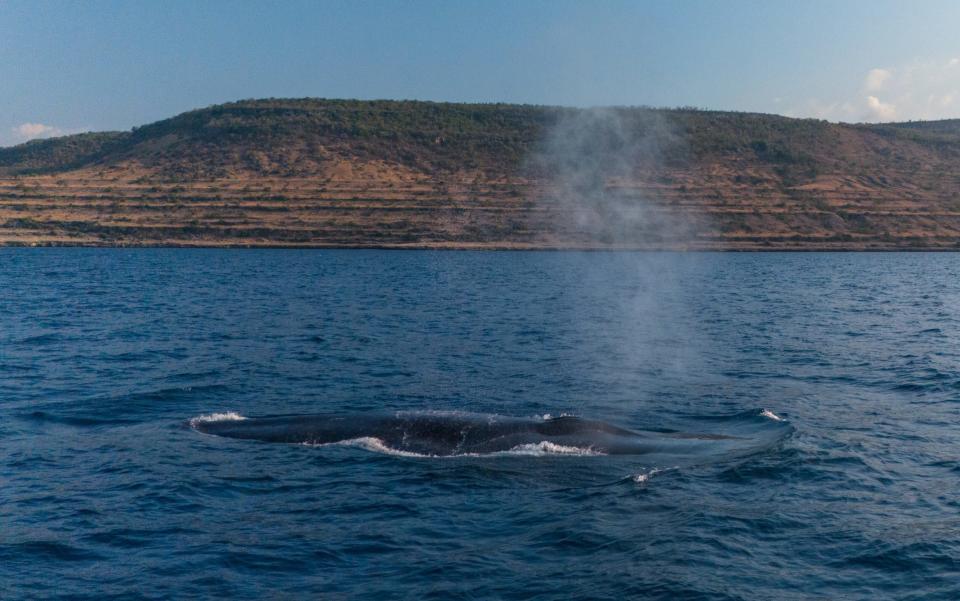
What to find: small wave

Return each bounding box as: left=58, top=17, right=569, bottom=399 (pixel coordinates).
left=137, top=384, right=228, bottom=402
left=17, top=411, right=137, bottom=427
left=306, top=437, right=604, bottom=458
left=189, top=412, right=247, bottom=428
left=15, top=333, right=64, bottom=345
left=0, top=540, right=105, bottom=562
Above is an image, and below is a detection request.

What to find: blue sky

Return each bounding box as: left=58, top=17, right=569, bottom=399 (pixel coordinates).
left=2, top=0, right=960, bottom=146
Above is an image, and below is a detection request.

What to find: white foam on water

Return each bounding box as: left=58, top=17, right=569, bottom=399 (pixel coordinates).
left=189, top=412, right=247, bottom=428
left=536, top=412, right=575, bottom=421
left=760, top=409, right=784, bottom=421
left=305, top=437, right=605, bottom=458
left=306, top=437, right=437, bottom=458
left=493, top=441, right=605, bottom=457
left=632, top=468, right=665, bottom=484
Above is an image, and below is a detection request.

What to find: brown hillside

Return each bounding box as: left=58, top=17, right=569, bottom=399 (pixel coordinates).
left=1, top=99, right=959, bottom=249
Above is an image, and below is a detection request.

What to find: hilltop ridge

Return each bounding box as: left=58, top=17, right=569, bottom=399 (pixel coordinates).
left=2, top=98, right=959, bottom=249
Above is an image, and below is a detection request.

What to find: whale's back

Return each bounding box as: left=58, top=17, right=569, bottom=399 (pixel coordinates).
left=190, top=409, right=793, bottom=460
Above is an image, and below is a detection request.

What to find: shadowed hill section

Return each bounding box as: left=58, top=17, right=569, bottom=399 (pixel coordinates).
left=0, top=132, right=128, bottom=175
left=2, top=98, right=960, bottom=249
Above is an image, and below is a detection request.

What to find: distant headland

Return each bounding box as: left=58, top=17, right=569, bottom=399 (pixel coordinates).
left=2, top=98, right=959, bottom=250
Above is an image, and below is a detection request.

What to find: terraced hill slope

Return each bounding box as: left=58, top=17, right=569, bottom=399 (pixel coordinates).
left=2, top=99, right=959, bottom=249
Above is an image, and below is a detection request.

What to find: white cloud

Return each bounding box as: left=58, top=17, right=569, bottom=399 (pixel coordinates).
left=865, top=68, right=892, bottom=92
left=12, top=122, right=64, bottom=141
left=865, top=95, right=896, bottom=121
left=789, top=58, right=960, bottom=123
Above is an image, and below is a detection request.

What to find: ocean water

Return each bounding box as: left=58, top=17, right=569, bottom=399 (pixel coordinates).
left=2, top=249, right=959, bottom=600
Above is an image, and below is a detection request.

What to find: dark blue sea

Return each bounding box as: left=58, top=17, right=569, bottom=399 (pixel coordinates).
left=2, top=249, right=959, bottom=600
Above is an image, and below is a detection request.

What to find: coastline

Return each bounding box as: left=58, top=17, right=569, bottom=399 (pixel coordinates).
left=3, top=240, right=959, bottom=251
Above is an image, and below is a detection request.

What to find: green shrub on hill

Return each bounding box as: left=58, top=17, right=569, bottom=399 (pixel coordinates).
left=1, top=98, right=957, bottom=189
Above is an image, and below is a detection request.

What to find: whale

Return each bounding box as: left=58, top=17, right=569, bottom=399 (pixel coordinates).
left=190, top=410, right=792, bottom=459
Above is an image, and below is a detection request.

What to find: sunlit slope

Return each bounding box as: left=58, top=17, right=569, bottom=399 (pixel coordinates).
left=1, top=99, right=959, bottom=249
